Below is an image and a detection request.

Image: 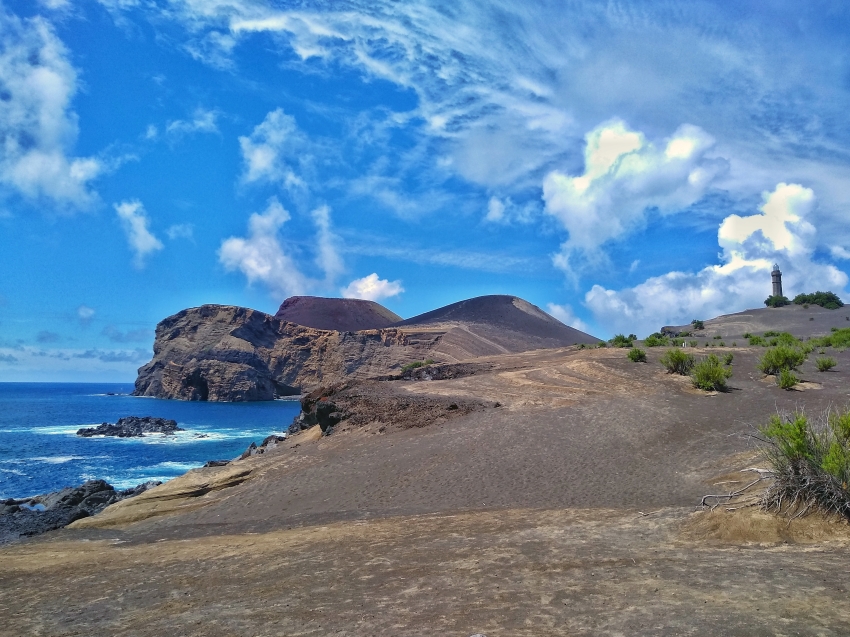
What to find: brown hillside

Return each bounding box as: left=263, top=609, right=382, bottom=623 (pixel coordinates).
left=274, top=296, right=402, bottom=331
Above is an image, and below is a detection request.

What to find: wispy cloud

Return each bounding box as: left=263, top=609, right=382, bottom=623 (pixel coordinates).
left=166, top=223, right=194, bottom=241
left=545, top=303, right=591, bottom=334
left=101, top=325, right=153, bottom=343
left=36, top=330, right=60, bottom=343
left=166, top=108, right=220, bottom=139
left=77, top=304, right=95, bottom=327
left=218, top=198, right=345, bottom=298
left=114, top=200, right=164, bottom=268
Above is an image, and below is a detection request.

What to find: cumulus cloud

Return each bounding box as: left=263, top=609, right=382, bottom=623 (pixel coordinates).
left=77, top=304, right=95, bottom=327
left=36, top=330, right=60, bottom=343
left=238, top=108, right=307, bottom=190
left=543, top=119, right=728, bottom=272
left=0, top=353, right=18, bottom=364
left=166, top=108, right=219, bottom=138
left=584, top=183, right=849, bottom=336
left=0, top=10, right=103, bottom=208
left=114, top=200, right=164, bottom=268
left=341, top=273, right=404, bottom=302
left=219, top=198, right=345, bottom=298
left=545, top=303, right=591, bottom=333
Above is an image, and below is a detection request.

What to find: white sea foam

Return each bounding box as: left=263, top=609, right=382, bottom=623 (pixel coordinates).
left=106, top=475, right=175, bottom=490
left=149, top=461, right=203, bottom=472
left=30, top=455, right=91, bottom=464
left=0, top=467, right=26, bottom=476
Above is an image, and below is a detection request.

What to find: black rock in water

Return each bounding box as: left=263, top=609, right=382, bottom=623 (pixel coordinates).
left=0, top=479, right=161, bottom=544
left=77, top=416, right=183, bottom=438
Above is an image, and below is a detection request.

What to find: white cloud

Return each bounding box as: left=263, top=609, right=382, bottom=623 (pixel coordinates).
left=114, top=200, right=164, bottom=268
left=311, top=205, right=344, bottom=283
left=830, top=246, right=850, bottom=261
left=0, top=10, right=102, bottom=208
left=238, top=108, right=307, bottom=190
left=341, top=273, right=404, bottom=302
left=584, top=183, right=849, bottom=336
left=77, top=304, right=95, bottom=327
left=219, top=199, right=347, bottom=297
left=166, top=108, right=219, bottom=138
left=545, top=303, right=591, bottom=334
left=144, top=124, right=158, bottom=140
left=166, top=223, right=194, bottom=240
left=38, top=0, right=71, bottom=10
left=219, top=198, right=307, bottom=297
left=486, top=196, right=505, bottom=223
left=484, top=195, right=536, bottom=225
left=543, top=119, right=728, bottom=272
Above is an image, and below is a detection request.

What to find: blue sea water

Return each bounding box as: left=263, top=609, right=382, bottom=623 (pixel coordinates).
left=0, top=383, right=300, bottom=499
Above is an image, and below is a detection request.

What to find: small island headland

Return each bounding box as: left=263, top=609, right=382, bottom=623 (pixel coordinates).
left=76, top=416, right=183, bottom=438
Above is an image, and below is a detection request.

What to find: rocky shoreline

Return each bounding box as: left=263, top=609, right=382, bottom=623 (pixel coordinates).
left=0, top=479, right=160, bottom=545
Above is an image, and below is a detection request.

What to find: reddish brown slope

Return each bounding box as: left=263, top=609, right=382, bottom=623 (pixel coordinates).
left=274, top=296, right=402, bottom=331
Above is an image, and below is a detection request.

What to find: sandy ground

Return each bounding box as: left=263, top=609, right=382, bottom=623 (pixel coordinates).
left=3, top=344, right=850, bottom=636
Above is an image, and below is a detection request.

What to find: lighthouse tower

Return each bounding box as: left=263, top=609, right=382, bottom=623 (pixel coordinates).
left=771, top=264, right=783, bottom=298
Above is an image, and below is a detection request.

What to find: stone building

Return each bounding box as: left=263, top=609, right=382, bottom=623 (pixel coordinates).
left=771, top=264, right=783, bottom=298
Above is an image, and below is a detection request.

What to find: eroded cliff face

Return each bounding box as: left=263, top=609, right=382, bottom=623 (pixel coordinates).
left=133, top=305, right=437, bottom=401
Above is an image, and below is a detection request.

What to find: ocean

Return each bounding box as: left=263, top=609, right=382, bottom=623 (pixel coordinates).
left=0, top=383, right=301, bottom=500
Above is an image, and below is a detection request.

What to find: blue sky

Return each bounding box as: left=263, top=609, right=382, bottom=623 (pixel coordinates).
left=1, top=0, right=849, bottom=381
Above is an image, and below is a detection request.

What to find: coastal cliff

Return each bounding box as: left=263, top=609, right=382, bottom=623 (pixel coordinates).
left=134, top=296, right=601, bottom=401
left=133, top=305, right=435, bottom=401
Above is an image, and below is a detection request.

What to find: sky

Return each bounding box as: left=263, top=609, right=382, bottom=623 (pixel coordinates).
left=1, top=0, right=849, bottom=381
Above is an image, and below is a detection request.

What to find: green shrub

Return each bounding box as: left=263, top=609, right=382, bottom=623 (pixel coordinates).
left=691, top=319, right=705, bottom=330
left=743, top=332, right=752, bottom=339
left=793, top=291, right=844, bottom=310
left=758, top=345, right=808, bottom=375
left=401, top=359, right=436, bottom=372
left=764, top=295, right=791, bottom=307
left=644, top=333, right=668, bottom=347
left=749, top=335, right=765, bottom=346
left=689, top=340, right=698, bottom=348
left=689, top=354, right=732, bottom=391
left=723, top=353, right=734, bottom=365
left=816, top=356, right=837, bottom=372
left=610, top=333, right=633, bottom=348
left=759, top=408, right=850, bottom=519
left=660, top=348, right=695, bottom=375
left=764, top=330, right=780, bottom=337
left=732, top=342, right=737, bottom=347
left=627, top=347, right=647, bottom=363
left=777, top=368, right=799, bottom=390
left=812, top=327, right=850, bottom=349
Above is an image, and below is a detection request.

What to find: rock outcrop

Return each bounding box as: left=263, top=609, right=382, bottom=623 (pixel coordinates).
left=0, top=479, right=160, bottom=544
left=134, top=296, right=602, bottom=402
left=133, top=305, right=432, bottom=401
left=77, top=416, right=182, bottom=438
